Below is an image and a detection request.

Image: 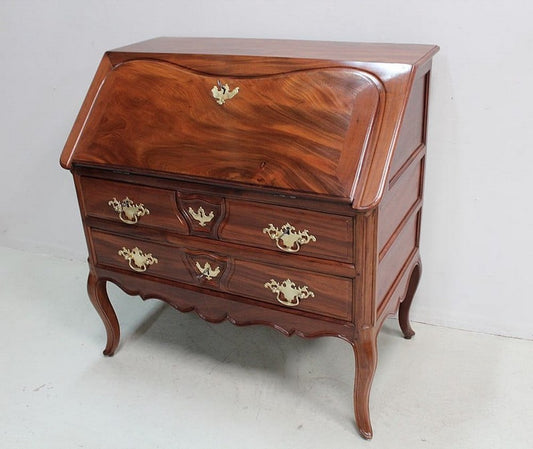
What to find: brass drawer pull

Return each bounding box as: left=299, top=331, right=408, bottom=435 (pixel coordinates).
left=108, top=197, right=150, bottom=224
left=263, top=223, right=316, bottom=253
left=188, top=206, right=215, bottom=227
left=264, top=278, right=315, bottom=307
left=195, top=261, right=221, bottom=280
left=118, top=247, right=158, bottom=272
left=211, top=80, right=239, bottom=105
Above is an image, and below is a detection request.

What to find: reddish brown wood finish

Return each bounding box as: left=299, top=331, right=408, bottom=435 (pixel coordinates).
left=399, top=263, right=422, bottom=339
left=220, top=199, right=353, bottom=262
left=61, top=38, right=438, bottom=440
left=79, top=176, right=188, bottom=233
left=87, top=268, right=119, bottom=356
left=69, top=61, right=382, bottom=200
left=91, top=228, right=352, bottom=320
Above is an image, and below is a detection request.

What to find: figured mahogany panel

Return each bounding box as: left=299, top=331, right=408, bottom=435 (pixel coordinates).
left=61, top=38, right=439, bottom=440
left=220, top=199, right=353, bottom=262
left=69, top=60, right=381, bottom=200
left=227, top=259, right=353, bottom=321
left=79, top=176, right=188, bottom=233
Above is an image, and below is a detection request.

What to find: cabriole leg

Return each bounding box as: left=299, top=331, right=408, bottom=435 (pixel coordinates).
left=352, top=328, right=378, bottom=439
left=399, top=263, right=422, bottom=339
left=87, top=271, right=120, bottom=356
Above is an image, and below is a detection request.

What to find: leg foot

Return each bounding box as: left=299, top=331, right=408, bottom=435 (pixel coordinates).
left=352, top=328, right=378, bottom=439
left=399, top=263, right=421, bottom=339
left=87, top=271, right=120, bottom=356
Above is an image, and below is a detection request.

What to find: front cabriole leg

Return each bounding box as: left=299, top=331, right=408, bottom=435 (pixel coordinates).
left=351, top=327, right=378, bottom=439
left=87, top=270, right=120, bottom=356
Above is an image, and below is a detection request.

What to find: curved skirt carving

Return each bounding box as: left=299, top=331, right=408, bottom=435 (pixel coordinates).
left=93, top=266, right=355, bottom=343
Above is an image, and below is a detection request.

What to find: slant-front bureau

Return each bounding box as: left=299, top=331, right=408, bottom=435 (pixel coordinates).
left=60, top=38, right=438, bottom=439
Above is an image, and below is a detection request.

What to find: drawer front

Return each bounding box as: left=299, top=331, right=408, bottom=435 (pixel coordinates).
left=220, top=199, right=353, bottom=262
left=91, top=229, right=192, bottom=283
left=79, top=177, right=188, bottom=233
left=91, top=230, right=352, bottom=321
left=81, top=176, right=354, bottom=262
left=227, top=260, right=352, bottom=321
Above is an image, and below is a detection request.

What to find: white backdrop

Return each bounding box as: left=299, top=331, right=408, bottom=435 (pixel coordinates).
left=1, top=0, right=532, bottom=339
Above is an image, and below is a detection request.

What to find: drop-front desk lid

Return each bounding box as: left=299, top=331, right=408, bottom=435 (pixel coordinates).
left=61, top=38, right=438, bottom=209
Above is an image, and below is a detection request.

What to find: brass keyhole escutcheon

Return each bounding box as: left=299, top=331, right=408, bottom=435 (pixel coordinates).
left=195, top=261, right=221, bottom=280
left=211, top=81, right=239, bottom=105
left=188, top=206, right=215, bottom=227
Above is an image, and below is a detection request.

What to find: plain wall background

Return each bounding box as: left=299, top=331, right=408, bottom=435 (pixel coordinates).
left=1, top=0, right=532, bottom=340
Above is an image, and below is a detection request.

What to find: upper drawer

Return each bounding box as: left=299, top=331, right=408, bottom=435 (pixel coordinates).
left=78, top=176, right=188, bottom=233
left=67, top=59, right=382, bottom=201
left=219, top=199, right=353, bottom=262
left=79, top=176, right=353, bottom=263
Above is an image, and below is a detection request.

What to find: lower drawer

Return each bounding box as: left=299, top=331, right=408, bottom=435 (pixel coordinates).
left=91, top=229, right=353, bottom=321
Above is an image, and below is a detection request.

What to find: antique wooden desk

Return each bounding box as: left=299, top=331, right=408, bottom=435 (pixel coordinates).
left=60, top=38, right=438, bottom=439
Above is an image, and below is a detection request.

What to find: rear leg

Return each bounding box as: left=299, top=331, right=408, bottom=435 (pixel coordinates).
left=399, top=262, right=421, bottom=339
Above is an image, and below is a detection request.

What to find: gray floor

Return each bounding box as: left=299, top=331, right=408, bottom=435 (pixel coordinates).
left=1, top=246, right=532, bottom=449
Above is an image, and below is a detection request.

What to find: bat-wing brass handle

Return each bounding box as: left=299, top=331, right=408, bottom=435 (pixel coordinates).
left=264, top=278, right=315, bottom=307
left=108, top=197, right=150, bottom=224
left=262, top=223, right=316, bottom=253
left=118, top=247, right=158, bottom=272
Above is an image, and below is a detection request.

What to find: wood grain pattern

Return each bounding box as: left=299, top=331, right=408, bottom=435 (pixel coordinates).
left=80, top=176, right=188, bottom=233
left=227, top=259, right=353, bottom=321
left=62, top=38, right=439, bottom=211
left=94, top=265, right=356, bottom=342
left=67, top=60, right=381, bottom=200
left=220, top=198, right=353, bottom=262
left=85, top=213, right=356, bottom=278
left=91, top=228, right=352, bottom=321
left=83, top=175, right=354, bottom=262
left=62, top=38, right=438, bottom=440
left=110, top=37, right=438, bottom=66
left=92, top=229, right=192, bottom=284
